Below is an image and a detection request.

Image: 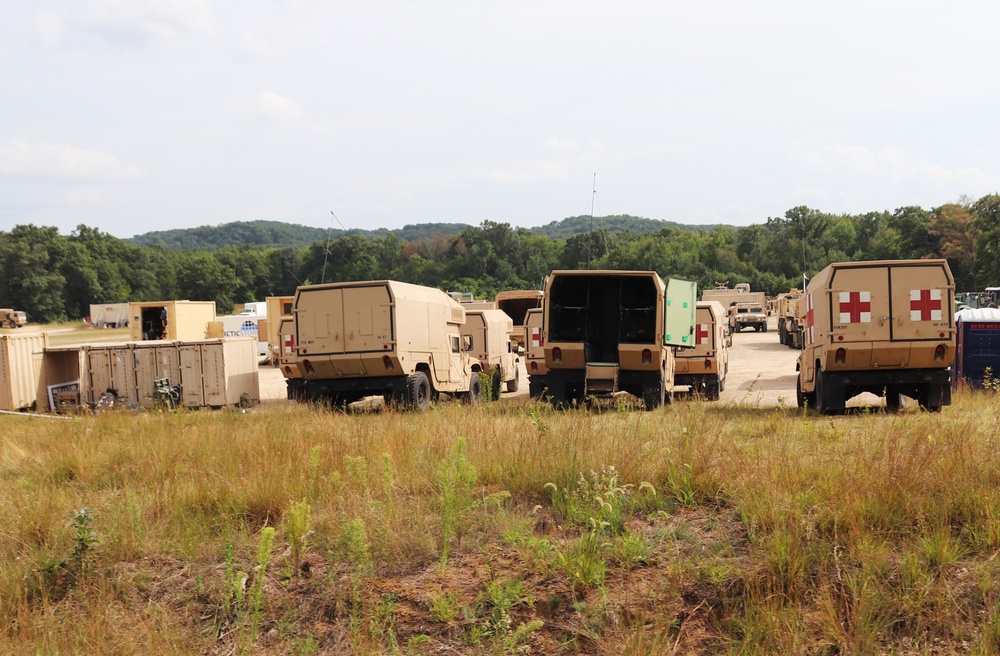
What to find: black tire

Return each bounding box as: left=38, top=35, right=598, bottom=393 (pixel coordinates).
left=464, top=373, right=482, bottom=404
left=815, top=370, right=843, bottom=415
left=491, top=367, right=502, bottom=401
left=885, top=387, right=901, bottom=413
left=642, top=375, right=665, bottom=410
left=761, top=322, right=768, bottom=333
left=405, top=371, right=431, bottom=411
left=778, top=323, right=787, bottom=345
left=506, top=366, right=520, bottom=393
left=705, top=379, right=720, bottom=401
left=918, top=384, right=944, bottom=412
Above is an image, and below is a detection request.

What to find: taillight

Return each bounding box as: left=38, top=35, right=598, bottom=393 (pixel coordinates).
left=642, top=348, right=652, bottom=365
left=552, top=347, right=562, bottom=363
left=835, top=348, right=846, bottom=365
left=530, top=361, right=538, bottom=371
left=283, top=366, right=292, bottom=376
left=934, top=344, right=946, bottom=362
left=303, top=359, right=314, bottom=374
left=382, top=355, right=394, bottom=371
left=704, top=358, right=711, bottom=368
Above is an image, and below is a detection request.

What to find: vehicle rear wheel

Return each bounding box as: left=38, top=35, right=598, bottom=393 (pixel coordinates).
left=642, top=375, right=665, bottom=410
left=884, top=386, right=902, bottom=412
left=405, top=371, right=431, bottom=411
left=796, top=376, right=806, bottom=409
left=815, top=370, right=843, bottom=415
left=918, top=383, right=944, bottom=412
left=506, top=366, right=520, bottom=393
left=761, top=322, right=768, bottom=333
left=491, top=367, right=502, bottom=401
left=705, top=379, right=720, bottom=401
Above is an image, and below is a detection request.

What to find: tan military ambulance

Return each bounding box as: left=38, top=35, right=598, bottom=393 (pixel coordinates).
left=289, top=280, right=481, bottom=409
left=796, top=259, right=955, bottom=414
left=495, top=290, right=544, bottom=353
left=543, top=270, right=696, bottom=409
left=523, top=307, right=547, bottom=398
left=674, top=301, right=729, bottom=400
left=276, top=317, right=304, bottom=399
left=462, top=308, right=519, bottom=400
left=775, top=289, right=803, bottom=345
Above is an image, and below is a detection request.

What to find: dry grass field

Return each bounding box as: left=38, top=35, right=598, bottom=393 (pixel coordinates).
left=3, top=319, right=998, bottom=654
left=3, top=387, right=1000, bottom=654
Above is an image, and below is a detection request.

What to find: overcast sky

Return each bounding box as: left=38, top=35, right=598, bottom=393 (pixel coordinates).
left=2, top=1, right=999, bottom=239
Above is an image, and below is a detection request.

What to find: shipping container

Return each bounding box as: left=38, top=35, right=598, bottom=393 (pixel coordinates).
left=39, top=345, right=86, bottom=412
left=0, top=333, right=46, bottom=411
left=129, top=300, right=216, bottom=342
left=86, top=344, right=140, bottom=407
left=89, top=303, right=130, bottom=328
left=953, top=308, right=1000, bottom=390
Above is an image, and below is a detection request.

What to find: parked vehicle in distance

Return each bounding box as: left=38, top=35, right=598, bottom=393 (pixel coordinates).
left=523, top=307, right=547, bottom=399
left=674, top=301, right=729, bottom=400
left=495, top=290, right=544, bottom=353
left=287, top=280, right=481, bottom=410
left=796, top=259, right=955, bottom=414
left=461, top=308, right=519, bottom=399
left=775, top=289, right=803, bottom=345
left=543, top=270, right=696, bottom=409
left=0, top=309, right=27, bottom=328
left=701, top=282, right=765, bottom=312
left=729, top=302, right=768, bottom=333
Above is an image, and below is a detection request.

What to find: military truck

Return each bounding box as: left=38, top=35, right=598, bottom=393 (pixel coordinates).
left=728, top=302, right=768, bottom=333
left=495, top=290, right=544, bottom=353
left=796, top=259, right=955, bottom=414
left=288, top=280, right=481, bottom=410
left=0, top=309, right=27, bottom=328
left=775, top=289, right=804, bottom=345
left=701, top=282, right=765, bottom=311
left=523, top=307, right=547, bottom=398
left=674, top=301, right=729, bottom=400
left=543, top=270, right=696, bottom=409
left=462, top=308, right=519, bottom=399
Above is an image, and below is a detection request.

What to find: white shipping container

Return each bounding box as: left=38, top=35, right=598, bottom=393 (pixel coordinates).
left=218, top=314, right=269, bottom=357
left=89, top=303, right=130, bottom=328
left=0, top=333, right=46, bottom=411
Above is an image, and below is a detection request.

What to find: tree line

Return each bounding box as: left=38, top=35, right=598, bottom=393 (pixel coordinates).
left=2, top=195, right=999, bottom=324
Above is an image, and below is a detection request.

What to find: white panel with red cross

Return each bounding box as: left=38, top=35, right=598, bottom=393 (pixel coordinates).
left=838, top=291, right=871, bottom=324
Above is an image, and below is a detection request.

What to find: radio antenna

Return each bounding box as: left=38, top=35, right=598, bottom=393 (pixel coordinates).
left=323, top=210, right=374, bottom=282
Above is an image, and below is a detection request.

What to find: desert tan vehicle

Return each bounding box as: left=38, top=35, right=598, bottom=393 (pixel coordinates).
left=495, top=290, right=544, bottom=353
left=523, top=307, right=547, bottom=398
left=701, top=282, right=765, bottom=311
left=674, top=301, right=729, bottom=400
left=543, top=270, right=696, bottom=409
left=265, top=295, right=294, bottom=364
left=796, top=259, right=956, bottom=414
left=775, top=289, right=804, bottom=346
left=729, top=302, right=768, bottom=333
left=462, top=308, right=519, bottom=399
left=0, top=309, right=27, bottom=328
left=287, top=280, right=481, bottom=410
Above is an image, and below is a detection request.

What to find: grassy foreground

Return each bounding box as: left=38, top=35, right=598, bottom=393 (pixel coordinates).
left=2, top=394, right=1000, bottom=655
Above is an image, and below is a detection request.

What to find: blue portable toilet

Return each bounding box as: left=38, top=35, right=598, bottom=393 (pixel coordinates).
left=953, top=308, right=1000, bottom=390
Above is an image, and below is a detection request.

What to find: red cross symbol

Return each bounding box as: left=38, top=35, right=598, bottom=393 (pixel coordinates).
left=909, top=289, right=942, bottom=321
left=530, top=327, right=543, bottom=349
left=839, top=291, right=871, bottom=323
left=283, top=333, right=294, bottom=354
left=696, top=323, right=709, bottom=345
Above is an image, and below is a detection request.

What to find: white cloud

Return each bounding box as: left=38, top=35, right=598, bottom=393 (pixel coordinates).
left=32, top=0, right=214, bottom=48
left=544, top=138, right=580, bottom=152
left=792, top=141, right=1000, bottom=191
left=258, top=92, right=302, bottom=122
left=0, top=140, right=140, bottom=181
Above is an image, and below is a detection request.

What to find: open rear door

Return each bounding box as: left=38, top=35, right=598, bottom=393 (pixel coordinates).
left=664, top=278, right=697, bottom=348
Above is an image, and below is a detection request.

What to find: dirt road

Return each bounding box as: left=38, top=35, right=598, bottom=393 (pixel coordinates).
left=719, top=315, right=800, bottom=407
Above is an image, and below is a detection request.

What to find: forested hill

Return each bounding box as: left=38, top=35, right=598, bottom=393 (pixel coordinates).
left=530, top=215, right=727, bottom=239
left=127, top=216, right=719, bottom=250
left=127, top=221, right=472, bottom=250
